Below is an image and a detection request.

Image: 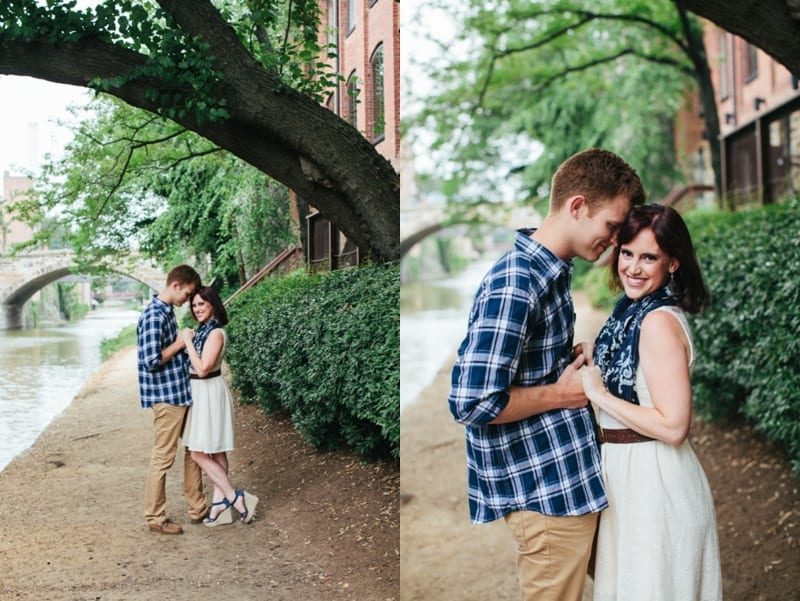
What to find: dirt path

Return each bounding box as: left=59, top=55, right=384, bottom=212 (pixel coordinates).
left=0, top=346, right=399, bottom=600
left=400, top=292, right=800, bottom=600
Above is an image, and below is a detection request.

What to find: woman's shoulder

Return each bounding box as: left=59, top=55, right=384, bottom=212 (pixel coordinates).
left=641, top=306, right=693, bottom=358
left=642, top=305, right=688, bottom=332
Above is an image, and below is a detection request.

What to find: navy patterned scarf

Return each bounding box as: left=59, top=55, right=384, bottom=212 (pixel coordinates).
left=592, top=286, right=676, bottom=405
left=193, top=317, right=220, bottom=356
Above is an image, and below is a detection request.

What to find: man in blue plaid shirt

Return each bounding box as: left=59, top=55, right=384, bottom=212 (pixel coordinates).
left=449, top=149, right=645, bottom=601
left=138, top=264, right=208, bottom=535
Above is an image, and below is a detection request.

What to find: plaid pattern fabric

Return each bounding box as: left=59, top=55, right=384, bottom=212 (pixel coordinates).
left=449, top=230, right=607, bottom=523
left=137, top=295, right=192, bottom=409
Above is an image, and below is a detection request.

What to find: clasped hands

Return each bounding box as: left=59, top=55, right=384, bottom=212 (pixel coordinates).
left=558, top=341, right=607, bottom=408
left=181, top=328, right=195, bottom=346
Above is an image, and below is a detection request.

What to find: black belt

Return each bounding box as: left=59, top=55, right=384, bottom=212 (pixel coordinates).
left=190, top=369, right=221, bottom=380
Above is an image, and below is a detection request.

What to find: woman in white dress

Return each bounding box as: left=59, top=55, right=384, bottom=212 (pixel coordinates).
left=581, top=204, right=722, bottom=600
left=182, top=286, right=258, bottom=526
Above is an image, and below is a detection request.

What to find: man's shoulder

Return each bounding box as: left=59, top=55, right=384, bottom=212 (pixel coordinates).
left=138, top=298, right=169, bottom=329
left=487, top=245, right=558, bottom=287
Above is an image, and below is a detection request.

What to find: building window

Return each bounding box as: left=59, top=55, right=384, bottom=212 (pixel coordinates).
left=346, top=72, right=359, bottom=129
left=370, top=44, right=385, bottom=142
left=306, top=211, right=359, bottom=272
left=726, top=128, right=759, bottom=206
left=346, top=0, right=356, bottom=35
left=327, top=0, right=337, bottom=47
left=744, top=43, right=758, bottom=81
left=718, top=31, right=729, bottom=99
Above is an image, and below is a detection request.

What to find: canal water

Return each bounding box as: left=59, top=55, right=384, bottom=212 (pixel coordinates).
left=400, top=259, right=495, bottom=412
left=0, top=306, right=140, bottom=472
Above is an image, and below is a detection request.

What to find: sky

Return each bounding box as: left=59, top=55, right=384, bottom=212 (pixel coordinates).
left=400, top=1, right=454, bottom=107
left=0, top=75, right=92, bottom=183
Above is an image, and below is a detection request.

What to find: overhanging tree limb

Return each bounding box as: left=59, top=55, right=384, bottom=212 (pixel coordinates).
left=0, top=0, right=399, bottom=262
left=675, top=0, right=800, bottom=75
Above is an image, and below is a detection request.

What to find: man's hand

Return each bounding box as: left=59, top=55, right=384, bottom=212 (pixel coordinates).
left=572, top=341, right=594, bottom=366
left=493, top=353, right=591, bottom=423
left=553, top=352, right=590, bottom=409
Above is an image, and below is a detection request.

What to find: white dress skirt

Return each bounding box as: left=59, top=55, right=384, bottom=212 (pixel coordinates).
left=593, top=307, right=722, bottom=601
left=183, top=329, right=235, bottom=453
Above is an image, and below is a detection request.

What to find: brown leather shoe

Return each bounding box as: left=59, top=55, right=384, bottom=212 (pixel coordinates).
left=148, top=519, right=183, bottom=535
left=190, top=508, right=210, bottom=525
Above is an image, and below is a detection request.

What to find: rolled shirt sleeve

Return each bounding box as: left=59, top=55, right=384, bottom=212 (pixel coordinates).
left=449, top=283, right=534, bottom=426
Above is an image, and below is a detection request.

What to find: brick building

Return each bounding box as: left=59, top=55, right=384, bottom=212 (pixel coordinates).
left=676, top=23, right=800, bottom=207
left=1, top=174, right=34, bottom=254
left=305, top=0, right=400, bottom=271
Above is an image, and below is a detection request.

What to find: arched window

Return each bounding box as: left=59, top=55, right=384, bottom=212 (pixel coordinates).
left=744, top=42, right=758, bottom=81
left=346, top=72, right=359, bottom=129
left=370, top=43, right=385, bottom=142
left=346, top=0, right=356, bottom=35
left=718, top=31, right=729, bottom=99
left=327, top=0, right=337, bottom=47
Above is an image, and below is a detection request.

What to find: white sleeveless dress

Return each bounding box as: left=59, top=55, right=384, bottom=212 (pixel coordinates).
left=183, top=328, right=235, bottom=453
left=593, top=306, right=722, bottom=601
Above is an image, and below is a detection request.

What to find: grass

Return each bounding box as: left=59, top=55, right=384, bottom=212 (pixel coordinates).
left=100, top=324, right=137, bottom=361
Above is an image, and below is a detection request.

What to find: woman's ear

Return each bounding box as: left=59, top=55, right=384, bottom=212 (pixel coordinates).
left=669, top=258, right=680, bottom=274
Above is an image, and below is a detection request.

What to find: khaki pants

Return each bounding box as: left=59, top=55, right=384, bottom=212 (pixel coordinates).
left=144, top=403, right=207, bottom=525
left=504, top=509, right=599, bottom=601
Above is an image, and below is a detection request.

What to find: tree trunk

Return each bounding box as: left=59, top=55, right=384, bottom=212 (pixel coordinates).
left=677, top=7, right=724, bottom=203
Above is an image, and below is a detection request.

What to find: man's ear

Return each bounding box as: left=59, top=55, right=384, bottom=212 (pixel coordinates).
left=568, top=195, right=587, bottom=219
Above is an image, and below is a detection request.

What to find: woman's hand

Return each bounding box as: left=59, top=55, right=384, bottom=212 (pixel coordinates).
left=181, top=328, right=195, bottom=346
left=580, top=365, right=607, bottom=403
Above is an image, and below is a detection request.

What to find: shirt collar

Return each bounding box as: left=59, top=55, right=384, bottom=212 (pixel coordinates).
left=151, top=294, right=174, bottom=314
left=515, top=228, right=572, bottom=278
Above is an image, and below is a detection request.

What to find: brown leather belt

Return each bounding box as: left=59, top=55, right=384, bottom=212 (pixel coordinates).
left=601, top=428, right=654, bottom=444
left=190, top=369, right=221, bottom=380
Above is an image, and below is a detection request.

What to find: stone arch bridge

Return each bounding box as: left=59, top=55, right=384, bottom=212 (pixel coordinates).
left=0, top=249, right=167, bottom=330
left=400, top=201, right=540, bottom=258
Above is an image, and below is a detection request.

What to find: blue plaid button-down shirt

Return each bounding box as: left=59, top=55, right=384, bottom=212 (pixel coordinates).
left=449, top=229, right=607, bottom=524
left=137, top=295, right=192, bottom=409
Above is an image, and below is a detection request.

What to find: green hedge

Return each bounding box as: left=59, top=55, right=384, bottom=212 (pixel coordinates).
left=225, top=263, right=400, bottom=460
left=684, top=200, right=800, bottom=473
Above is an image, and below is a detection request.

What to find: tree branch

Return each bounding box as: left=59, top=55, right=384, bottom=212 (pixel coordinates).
left=475, top=5, right=693, bottom=109
left=497, top=6, right=690, bottom=54
left=527, top=49, right=637, bottom=95
left=675, top=0, right=800, bottom=75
